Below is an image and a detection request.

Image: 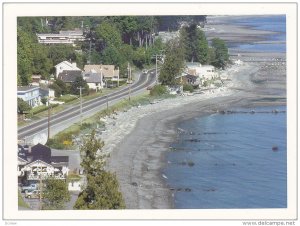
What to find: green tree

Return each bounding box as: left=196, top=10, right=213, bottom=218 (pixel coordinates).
left=73, top=172, right=125, bottom=209
left=159, top=38, right=185, bottom=86
left=49, top=83, right=62, bottom=97
left=42, top=178, right=70, bottom=210
left=17, top=98, right=32, bottom=114
left=211, top=38, right=229, bottom=69
left=95, top=22, right=122, bottom=51
left=70, top=76, right=89, bottom=96
left=73, top=131, right=125, bottom=209
left=17, top=29, right=34, bottom=85
left=79, top=131, right=105, bottom=176
left=54, top=79, right=68, bottom=95
left=180, top=24, right=209, bottom=64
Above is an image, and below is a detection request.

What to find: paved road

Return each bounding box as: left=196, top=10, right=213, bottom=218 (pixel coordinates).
left=18, top=70, right=157, bottom=141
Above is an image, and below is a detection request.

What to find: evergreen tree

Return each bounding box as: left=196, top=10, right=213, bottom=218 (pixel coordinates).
left=211, top=38, right=229, bottom=69
left=180, top=24, right=209, bottom=64
left=159, top=38, right=185, bottom=86
left=74, top=131, right=125, bottom=209
left=70, top=76, right=89, bottom=96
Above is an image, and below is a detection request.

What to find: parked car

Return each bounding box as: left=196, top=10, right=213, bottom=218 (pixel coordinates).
left=25, top=190, right=41, bottom=199
left=142, top=69, right=148, bottom=74
left=21, top=183, right=38, bottom=193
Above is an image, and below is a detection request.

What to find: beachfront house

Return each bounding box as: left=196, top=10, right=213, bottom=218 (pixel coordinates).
left=185, top=62, right=218, bottom=86
left=17, top=86, right=41, bottom=108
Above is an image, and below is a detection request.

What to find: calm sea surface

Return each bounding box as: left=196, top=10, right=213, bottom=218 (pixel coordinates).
left=228, top=15, right=286, bottom=52
left=163, top=106, right=287, bottom=208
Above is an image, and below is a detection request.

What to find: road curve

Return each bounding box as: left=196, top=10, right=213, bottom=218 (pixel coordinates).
left=18, top=70, right=157, bottom=140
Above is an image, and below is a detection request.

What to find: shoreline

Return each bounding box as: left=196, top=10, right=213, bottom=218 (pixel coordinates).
left=104, top=16, right=286, bottom=209
left=105, top=61, right=286, bottom=209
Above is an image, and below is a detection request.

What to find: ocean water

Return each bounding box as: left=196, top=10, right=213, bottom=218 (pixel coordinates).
left=163, top=106, right=287, bottom=208
left=228, top=15, right=286, bottom=52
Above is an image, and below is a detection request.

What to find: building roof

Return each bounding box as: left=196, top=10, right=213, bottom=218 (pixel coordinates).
left=59, top=29, right=83, bottom=36
left=17, top=86, right=40, bottom=92
left=51, top=156, right=69, bottom=167
left=55, top=61, right=81, bottom=71
left=84, top=72, right=103, bottom=83
left=31, top=143, right=51, bottom=164
left=58, top=70, right=82, bottom=83
left=84, top=64, right=119, bottom=78
left=32, top=75, right=42, bottom=79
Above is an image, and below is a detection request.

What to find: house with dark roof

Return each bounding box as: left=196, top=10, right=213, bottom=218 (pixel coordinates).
left=83, top=70, right=104, bottom=91
left=57, top=70, right=83, bottom=83
left=17, top=143, right=69, bottom=183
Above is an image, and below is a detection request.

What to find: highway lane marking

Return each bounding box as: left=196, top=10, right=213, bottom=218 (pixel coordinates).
left=18, top=73, right=155, bottom=138
left=18, top=73, right=146, bottom=132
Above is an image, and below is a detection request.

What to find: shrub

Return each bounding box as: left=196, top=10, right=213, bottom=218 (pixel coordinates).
left=149, top=85, right=168, bottom=96
left=183, top=84, right=194, bottom=93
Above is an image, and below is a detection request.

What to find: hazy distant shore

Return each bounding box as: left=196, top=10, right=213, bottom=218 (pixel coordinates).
left=105, top=16, right=286, bottom=209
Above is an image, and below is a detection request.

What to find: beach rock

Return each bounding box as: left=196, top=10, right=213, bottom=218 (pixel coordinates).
left=131, top=182, right=138, bottom=187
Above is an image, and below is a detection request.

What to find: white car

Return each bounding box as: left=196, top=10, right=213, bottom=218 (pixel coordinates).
left=142, top=69, right=148, bottom=74
left=25, top=190, right=41, bottom=199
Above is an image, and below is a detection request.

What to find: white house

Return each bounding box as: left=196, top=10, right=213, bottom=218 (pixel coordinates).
left=54, top=61, right=82, bottom=78
left=186, top=62, right=218, bottom=81
left=18, top=144, right=69, bottom=184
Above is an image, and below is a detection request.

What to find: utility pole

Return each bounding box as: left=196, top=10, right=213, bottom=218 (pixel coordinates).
left=105, top=95, right=109, bottom=110
left=127, top=63, right=132, bottom=100
left=77, top=86, right=85, bottom=125
left=152, top=53, right=164, bottom=84
left=39, top=163, right=43, bottom=210
left=47, top=82, right=51, bottom=140
left=117, top=67, right=120, bottom=87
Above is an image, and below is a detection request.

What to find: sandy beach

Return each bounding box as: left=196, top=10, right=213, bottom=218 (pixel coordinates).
left=102, top=16, right=286, bottom=209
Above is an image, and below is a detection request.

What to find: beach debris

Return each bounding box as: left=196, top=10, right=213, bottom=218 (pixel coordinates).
left=203, top=188, right=216, bottom=192
left=272, top=146, right=279, bottom=152
left=131, top=182, right=138, bottom=187
left=187, top=161, right=195, bottom=167
left=169, top=146, right=177, bottom=151
left=186, top=138, right=201, bottom=142
left=172, top=187, right=192, bottom=192
left=178, top=160, right=195, bottom=167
